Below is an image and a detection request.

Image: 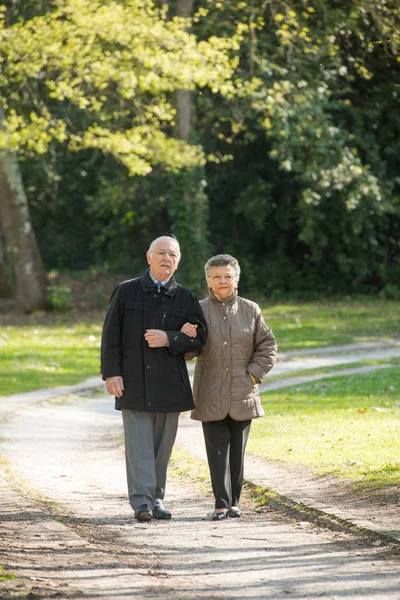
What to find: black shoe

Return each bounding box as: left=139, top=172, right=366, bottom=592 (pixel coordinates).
left=153, top=500, right=172, bottom=520
left=134, top=504, right=153, bottom=521
left=227, top=507, right=241, bottom=518
left=211, top=510, right=227, bottom=521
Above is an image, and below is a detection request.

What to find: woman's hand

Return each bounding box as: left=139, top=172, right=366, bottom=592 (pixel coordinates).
left=181, top=322, right=198, bottom=338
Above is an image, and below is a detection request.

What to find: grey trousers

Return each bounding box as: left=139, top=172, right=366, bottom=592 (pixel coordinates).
left=122, top=409, right=179, bottom=510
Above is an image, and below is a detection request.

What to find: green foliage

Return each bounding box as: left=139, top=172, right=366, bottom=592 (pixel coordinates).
left=382, top=283, right=400, bottom=300
left=47, top=285, right=72, bottom=311
left=1, top=0, right=400, bottom=295
left=195, top=0, right=400, bottom=294
left=0, top=0, right=238, bottom=174
left=168, top=168, right=211, bottom=295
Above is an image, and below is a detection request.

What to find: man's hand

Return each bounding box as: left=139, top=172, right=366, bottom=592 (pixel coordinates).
left=180, top=322, right=198, bottom=338
left=106, top=376, right=124, bottom=398
left=144, top=329, right=169, bottom=347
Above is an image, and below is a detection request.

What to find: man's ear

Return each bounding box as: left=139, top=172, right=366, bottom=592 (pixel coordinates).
left=146, top=251, right=151, bottom=265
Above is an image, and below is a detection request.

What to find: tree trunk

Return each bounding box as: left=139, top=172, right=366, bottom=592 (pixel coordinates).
left=174, top=0, right=194, bottom=143
left=0, top=149, right=48, bottom=312
left=0, top=227, right=12, bottom=297
left=167, top=0, right=210, bottom=296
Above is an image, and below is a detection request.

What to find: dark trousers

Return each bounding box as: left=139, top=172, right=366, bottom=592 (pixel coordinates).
left=202, top=415, right=252, bottom=510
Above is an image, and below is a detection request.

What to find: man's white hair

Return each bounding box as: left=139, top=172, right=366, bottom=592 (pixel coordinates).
left=148, top=236, right=181, bottom=254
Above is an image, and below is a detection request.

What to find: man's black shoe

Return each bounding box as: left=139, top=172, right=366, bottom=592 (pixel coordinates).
left=153, top=500, right=172, bottom=520
left=134, top=504, right=153, bottom=521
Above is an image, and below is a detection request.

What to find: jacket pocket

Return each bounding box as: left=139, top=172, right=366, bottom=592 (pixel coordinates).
left=158, top=307, right=188, bottom=330
left=231, top=368, right=254, bottom=402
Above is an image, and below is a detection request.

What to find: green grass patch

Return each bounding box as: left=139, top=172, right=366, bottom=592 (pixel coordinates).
left=249, top=367, right=400, bottom=489
left=0, top=565, right=15, bottom=581
left=266, top=358, right=400, bottom=383
left=263, top=297, right=400, bottom=351
left=170, top=445, right=210, bottom=484
left=0, top=297, right=399, bottom=396
left=0, top=319, right=102, bottom=396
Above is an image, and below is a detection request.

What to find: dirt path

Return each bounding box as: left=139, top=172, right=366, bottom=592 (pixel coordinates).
left=1, top=341, right=400, bottom=599
left=1, top=391, right=399, bottom=599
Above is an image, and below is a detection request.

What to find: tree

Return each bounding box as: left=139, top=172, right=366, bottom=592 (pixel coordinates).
left=166, top=0, right=211, bottom=294
left=0, top=0, right=239, bottom=306
left=0, top=145, right=47, bottom=311
left=193, top=0, right=400, bottom=295
left=0, top=0, right=237, bottom=172
left=0, top=226, right=12, bottom=298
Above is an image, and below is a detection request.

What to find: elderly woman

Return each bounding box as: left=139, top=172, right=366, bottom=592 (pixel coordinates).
left=182, top=254, right=277, bottom=520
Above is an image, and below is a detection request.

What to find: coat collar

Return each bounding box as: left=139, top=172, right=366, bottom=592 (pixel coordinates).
left=209, top=289, right=238, bottom=305
left=140, top=268, right=178, bottom=297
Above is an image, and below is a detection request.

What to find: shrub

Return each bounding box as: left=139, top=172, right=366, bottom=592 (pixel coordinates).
left=47, top=285, right=72, bottom=312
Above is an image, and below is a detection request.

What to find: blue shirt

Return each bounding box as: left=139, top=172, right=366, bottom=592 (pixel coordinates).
left=149, top=272, right=172, bottom=287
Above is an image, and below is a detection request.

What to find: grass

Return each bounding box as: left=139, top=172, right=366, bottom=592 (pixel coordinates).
left=266, top=357, right=400, bottom=382
left=0, top=565, right=15, bottom=581
left=0, top=318, right=102, bottom=396
left=248, top=367, right=400, bottom=489
left=170, top=445, right=211, bottom=485
left=263, top=297, right=400, bottom=351
left=0, top=293, right=399, bottom=491
left=0, top=296, right=398, bottom=396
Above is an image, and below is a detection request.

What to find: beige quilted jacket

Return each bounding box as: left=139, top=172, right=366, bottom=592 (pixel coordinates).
left=190, top=291, right=277, bottom=422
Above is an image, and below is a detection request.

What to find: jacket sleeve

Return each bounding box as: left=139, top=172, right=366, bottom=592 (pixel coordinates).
left=166, top=294, right=207, bottom=355
left=247, top=306, right=277, bottom=383
left=100, top=284, right=124, bottom=380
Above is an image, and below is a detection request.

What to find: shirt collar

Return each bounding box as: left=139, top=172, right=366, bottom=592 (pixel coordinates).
left=149, top=272, right=172, bottom=286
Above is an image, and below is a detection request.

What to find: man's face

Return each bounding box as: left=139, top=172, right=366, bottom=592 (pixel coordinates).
left=146, top=239, right=181, bottom=281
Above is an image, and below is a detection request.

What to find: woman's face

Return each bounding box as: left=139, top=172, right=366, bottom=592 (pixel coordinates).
left=208, top=265, right=237, bottom=299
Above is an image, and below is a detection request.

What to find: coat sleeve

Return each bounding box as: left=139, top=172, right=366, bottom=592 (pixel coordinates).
left=166, top=294, right=207, bottom=355
left=247, top=305, right=277, bottom=383
left=100, top=284, right=124, bottom=380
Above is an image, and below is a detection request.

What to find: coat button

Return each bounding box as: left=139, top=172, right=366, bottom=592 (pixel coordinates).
left=148, top=401, right=152, bottom=406
left=223, top=316, right=227, bottom=320
left=147, top=364, right=151, bottom=369
left=222, top=302, right=226, bottom=306
left=226, top=367, right=229, bottom=372
left=224, top=341, right=228, bottom=345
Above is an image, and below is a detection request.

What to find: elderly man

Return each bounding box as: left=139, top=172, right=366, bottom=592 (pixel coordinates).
left=101, top=236, right=207, bottom=521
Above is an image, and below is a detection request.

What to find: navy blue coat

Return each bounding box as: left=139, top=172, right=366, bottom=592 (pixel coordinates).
left=100, top=269, right=207, bottom=413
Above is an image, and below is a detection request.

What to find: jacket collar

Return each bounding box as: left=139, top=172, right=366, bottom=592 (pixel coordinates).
left=140, top=268, right=178, bottom=297
left=209, top=289, right=238, bottom=305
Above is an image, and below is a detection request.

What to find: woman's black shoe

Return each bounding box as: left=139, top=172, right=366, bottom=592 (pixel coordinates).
left=211, top=510, right=227, bottom=520
left=227, top=507, right=241, bottom=518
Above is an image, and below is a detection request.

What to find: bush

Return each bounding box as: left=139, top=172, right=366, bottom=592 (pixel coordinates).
left=47, top=285, right=72, bottom=312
